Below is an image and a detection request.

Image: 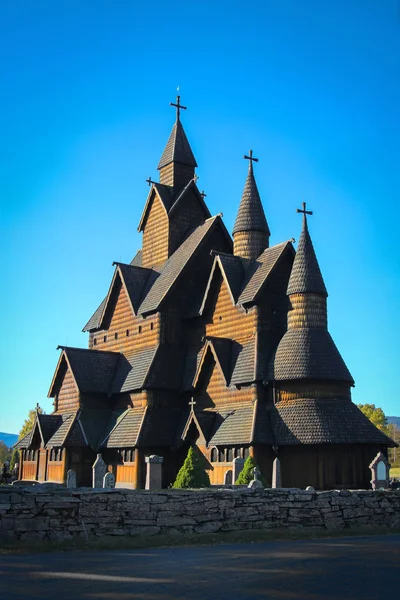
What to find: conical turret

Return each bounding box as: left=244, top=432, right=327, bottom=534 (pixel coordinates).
left=269, top=204, right=353, bottom=385
left=233, top=151, right=270, bottom=260
left=157, top=96, right=197, bottom=190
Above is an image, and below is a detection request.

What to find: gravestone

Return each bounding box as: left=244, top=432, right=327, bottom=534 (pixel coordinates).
left=92, top=453, right=107, bottom=488
left=272, top=457, right=281, bottom=488
left=145, top=455, right=163, bottom=490
left=369, top=452, right=390, bottom=490
left=224, top=470, right=233, bottom=485
left=66, top=469, right=76, bottom=489
left=103, top=471, right=115, bottom=489
left=232, top=457, right=245, bottom=483
left=248, top=466, right=264, bottom=489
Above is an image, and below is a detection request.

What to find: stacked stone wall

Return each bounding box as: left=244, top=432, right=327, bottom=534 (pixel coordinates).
left=0, top=486, right=399, bottom=543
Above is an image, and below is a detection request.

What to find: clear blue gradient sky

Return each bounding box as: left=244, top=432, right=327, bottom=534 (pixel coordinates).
left=1, top=1, right=399, bottom=433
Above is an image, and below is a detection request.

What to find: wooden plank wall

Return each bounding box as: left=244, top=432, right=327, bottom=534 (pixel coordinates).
left=89, top=284, right=161, bottom=353
left=21, top=461, right=37, bottom=480
left=56, top=368, right=79, bottom=413
left=142, top=196, right=169, bottom=268
left=205, top=278, right=256, bottom=343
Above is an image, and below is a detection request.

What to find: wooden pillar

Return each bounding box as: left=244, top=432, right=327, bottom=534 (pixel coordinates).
left=134, top=448, right=141, bottom=489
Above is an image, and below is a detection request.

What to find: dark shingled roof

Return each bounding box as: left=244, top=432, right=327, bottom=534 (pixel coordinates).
left=208, top=405, right=255, bottom=446
left=55, top=347, right=120, bottom=395
left=271, top=398, right=397, bottom=446
left=114, top=263, right=153, bottom=314
left=168, top=179, right=211, bottom=219
left=268, top=328, right=354, bottom=384
left=38, top=414, right=63, bottom=444
left=102, top=408, right=145, bottom=448
left=139, top=407, right=183, bottom=447
left=130, top=249, right=142, bottom=267
left=239, top=242, right=293, bottom=305
left=111, top=346, right=158, bottom=393
left=287, top=215, right=327, bottom=297
left=182, top=344, right=203, bottom=391
left=13, top=432, right=32, bottom=450
left=146, top=344, right=186, bottom=390
left=157, top=120, right=197, bottom=169
left=46, top=413, right=75, bottom=447
left=232, top=163, right=270, bottom=235
left=64, top=417, right=87, bottom=447
left=83, top=297, right=107, bottom=332
left=231, top=338, right=256, bottom=386
left=138, top=216, right=221, bottom=315
left=218, top=254, right=246, bottom=302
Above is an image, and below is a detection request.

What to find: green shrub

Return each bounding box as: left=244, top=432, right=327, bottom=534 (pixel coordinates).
left=235, top=455, right=267, bottom=486
left=172, top=446, right=210, bottom=489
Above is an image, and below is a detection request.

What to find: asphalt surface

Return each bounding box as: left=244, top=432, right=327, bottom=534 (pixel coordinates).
left=1, top=535, right=399, bottom=600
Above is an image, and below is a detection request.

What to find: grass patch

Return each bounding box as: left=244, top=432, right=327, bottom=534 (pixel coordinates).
left=1, top=525, right=400, bottom=555
left=390, top=467, right=400, bottom=478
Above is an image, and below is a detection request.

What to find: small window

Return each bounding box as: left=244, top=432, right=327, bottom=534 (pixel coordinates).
left=150, top=322, right=154, bottom=331
left=219, top=316, right=223, bottom=321
left=93, top=338, right=97, bottom=346
left=227, top=448, right=233, bottom=462
left=104, top=335, right=107, bottom=343
left=115, top=332, right=118, bottom=340
left=210, top=448, right=217, bottom=463
left=126, top=329, right=130, bottom=337
left=244, top=447, right=250, bottom=459
left=59, top=448, right=64, bottom=460
left=138, top=325, right=142, bottom=334
left=218, top=448, right=225, bottom=463
left=234, top=447, right=240, bottom=458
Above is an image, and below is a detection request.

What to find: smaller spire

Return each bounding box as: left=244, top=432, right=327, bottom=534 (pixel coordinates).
left=232, top=151, right=270, bottom=236
left=287, top=203, right=327, bottom=297
left=157, top=96, right=197, bottom=172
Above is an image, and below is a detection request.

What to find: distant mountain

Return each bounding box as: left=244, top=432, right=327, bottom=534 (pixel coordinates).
left=387, top=417, right=400, bottom=428
left=0, top=432, right=18, bottom=447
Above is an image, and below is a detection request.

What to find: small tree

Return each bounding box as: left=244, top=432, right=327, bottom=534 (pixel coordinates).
left=10, top=448, right=20, bottom=470
left=358, top=403, right=389, bottom=435
left=18, top=406, right=44, bottom=440
left=235, top=455, right=267, bottom=486
left=172, top=446, right=210, bottom=489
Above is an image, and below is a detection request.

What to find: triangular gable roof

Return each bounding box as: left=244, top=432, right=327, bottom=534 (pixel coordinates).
left=13, top=431, right=32, bottom=450
left=180, top=410, right=216, bottom=445
left=208, top=405, right=256, bottom=446
left=138, top=215, right=231, bottom=315
left=92, top=263, right=154, bottom=331
left=46, top=412, right=76, bottom=447
left=168, top=179, right=211, bottom=220
left=157, top=119, right=197, bottom=170
left=193, top=338, right=232, bottom=388
left=238, top=241, right=294, bottom=305
left=83, top=297, right=107, bottom=332
left=138, top=183, right=173, bottom=232
left=48, top=347, right=120, bottom=397
left=199, top=252, right=246, bottom=316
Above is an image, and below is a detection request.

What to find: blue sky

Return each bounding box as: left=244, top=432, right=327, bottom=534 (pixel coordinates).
left=1, top=1, right=399, bottom=434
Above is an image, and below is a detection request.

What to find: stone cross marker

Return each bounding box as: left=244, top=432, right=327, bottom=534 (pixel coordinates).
left=369, top=452, right=390, bottom=490
left=232, top=457, right=245, bottom=483
left=272, top=457, right=281, bottom=488
left=248, top=466, right=264, bottom=489
left=92, top=453, right=107, bottom=488
left=66, top=469, right=76, bottom=489
left=145, top=455, right=163, bottom=490
left=103, top=471, right=115, bottom=489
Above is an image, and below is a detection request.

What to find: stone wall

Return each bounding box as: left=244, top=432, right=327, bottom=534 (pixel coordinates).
left=0, top=485, right=399, bottom=543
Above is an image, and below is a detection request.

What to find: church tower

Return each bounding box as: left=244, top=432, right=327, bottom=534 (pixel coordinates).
left=157, top=95, right=197, bottom=190
left=270, top=202, right=354, bottom=397
left=233, top=151, right=270, bottom=260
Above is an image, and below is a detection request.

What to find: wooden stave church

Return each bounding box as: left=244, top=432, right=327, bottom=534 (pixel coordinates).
left=15, top=98, right=396, bottom=490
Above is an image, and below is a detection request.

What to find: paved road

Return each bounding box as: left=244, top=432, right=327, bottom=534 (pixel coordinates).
left=1, top=535, right=399, bottom=600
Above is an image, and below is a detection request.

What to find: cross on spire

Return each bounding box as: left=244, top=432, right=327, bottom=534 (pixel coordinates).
left=244, top=150, right=259, bottom=169
left=296, top=202, right=313, bottom=228
left=146, top=176, right=155, bottom=187
left=170, top=95, right=187, bottom=121
left=189, top=398, right=196, bottom=411
left=200, top=190, right=207, bottom=199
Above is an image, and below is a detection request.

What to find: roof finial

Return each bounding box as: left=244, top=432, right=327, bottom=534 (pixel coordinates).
left=189, top=397, right=196, bottom=412
left=244, top=149, right=258, bottom=171
left=170, top=95, right=187, bottom=122
left=296, top=201, right=313, bottom=227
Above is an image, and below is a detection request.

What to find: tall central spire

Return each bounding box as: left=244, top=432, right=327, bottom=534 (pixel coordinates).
left=157, top=96, right=197, bottom=190
left=232, top=150, right=270, bottom=260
